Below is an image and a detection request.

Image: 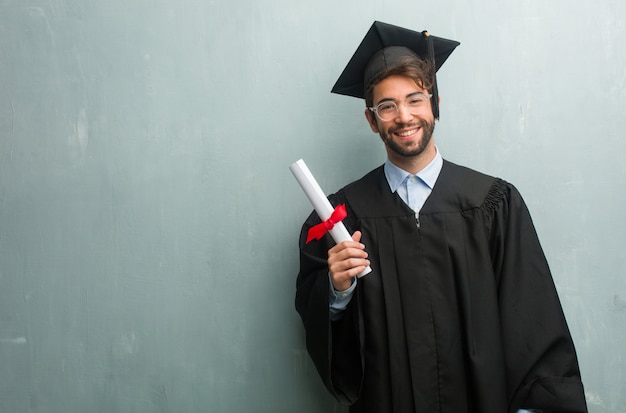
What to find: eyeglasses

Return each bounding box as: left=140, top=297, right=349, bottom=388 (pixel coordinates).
left=368, top=93, right=433, bottom=121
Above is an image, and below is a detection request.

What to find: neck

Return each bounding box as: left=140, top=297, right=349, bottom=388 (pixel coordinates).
left=388, top=142, right=437, bottom=175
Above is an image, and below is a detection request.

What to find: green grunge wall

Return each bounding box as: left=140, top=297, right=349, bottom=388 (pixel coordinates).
left=1, top=1, right=624, bottom=412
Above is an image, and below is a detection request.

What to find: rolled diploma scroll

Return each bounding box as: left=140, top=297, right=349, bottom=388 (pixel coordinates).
left=290, top=159, right=371, bottom=278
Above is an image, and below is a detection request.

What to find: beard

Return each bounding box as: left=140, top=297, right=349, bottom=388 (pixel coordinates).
left=380, top=118, right=435, bottom=158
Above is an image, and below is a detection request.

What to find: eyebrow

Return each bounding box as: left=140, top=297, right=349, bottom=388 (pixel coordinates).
left=375, top=91, right=428, bottom=106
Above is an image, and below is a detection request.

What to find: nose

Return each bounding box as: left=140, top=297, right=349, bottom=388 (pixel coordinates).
left=395, top=102, right=414, bottom=123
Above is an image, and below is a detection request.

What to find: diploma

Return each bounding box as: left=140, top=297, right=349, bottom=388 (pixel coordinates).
left=289, top=159, right=371, bottom=278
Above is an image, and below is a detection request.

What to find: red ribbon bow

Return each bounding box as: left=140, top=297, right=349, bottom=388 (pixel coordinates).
left=306, top=204, right=347, bottom=243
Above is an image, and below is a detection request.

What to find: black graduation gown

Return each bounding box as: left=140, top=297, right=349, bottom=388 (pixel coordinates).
left=295, top=160, right=587, bottom=413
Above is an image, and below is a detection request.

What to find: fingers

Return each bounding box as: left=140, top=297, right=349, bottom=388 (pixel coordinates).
left=328, top=231, right=370, bottom=291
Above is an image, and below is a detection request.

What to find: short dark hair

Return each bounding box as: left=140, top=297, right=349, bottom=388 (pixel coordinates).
left=364, top=55, right=435, bottom=108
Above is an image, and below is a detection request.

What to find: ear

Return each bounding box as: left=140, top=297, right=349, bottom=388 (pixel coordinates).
left=364, top=108, right=380, bottom=133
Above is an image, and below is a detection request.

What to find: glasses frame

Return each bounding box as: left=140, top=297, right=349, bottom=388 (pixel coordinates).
left=368, top=93, right=433, bottom=121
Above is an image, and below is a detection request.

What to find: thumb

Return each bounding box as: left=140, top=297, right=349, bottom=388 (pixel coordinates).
left=352, top=230, right=362, bottom=243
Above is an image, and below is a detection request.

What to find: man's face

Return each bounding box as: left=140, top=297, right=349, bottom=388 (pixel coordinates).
left=365, top=75, right=436, bottom=161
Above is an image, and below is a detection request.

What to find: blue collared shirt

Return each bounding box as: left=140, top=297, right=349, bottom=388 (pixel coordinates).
left=384, top=148, right=443, bottom=219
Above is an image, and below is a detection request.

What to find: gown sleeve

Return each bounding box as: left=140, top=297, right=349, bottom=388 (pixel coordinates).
left=487, top=179, right=587, bottom=413
left=295, top=201, right=363, bottom=406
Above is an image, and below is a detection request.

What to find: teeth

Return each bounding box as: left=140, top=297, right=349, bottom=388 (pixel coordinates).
left=397, top=129, right=417, bottom=137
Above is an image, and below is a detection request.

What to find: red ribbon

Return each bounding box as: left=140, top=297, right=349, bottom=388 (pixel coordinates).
left=306, top=204, right=347, bottom=243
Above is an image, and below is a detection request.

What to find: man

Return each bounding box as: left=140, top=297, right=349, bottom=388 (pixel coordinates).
left=295, top=21, right=587, bottom=413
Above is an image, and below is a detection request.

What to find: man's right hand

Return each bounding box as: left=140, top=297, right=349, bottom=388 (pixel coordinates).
left=328, top=231, right=370, bottom=292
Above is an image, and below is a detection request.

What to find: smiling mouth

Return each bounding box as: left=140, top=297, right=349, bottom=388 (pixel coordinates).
left=395, top=127, right=419, bottom=138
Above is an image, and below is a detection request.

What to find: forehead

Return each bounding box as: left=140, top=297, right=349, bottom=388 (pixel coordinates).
left=372, top=75, right=427, bottom=103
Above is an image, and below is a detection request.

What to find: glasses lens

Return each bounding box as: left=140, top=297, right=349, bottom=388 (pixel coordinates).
left=407, top=95, right=429, bottom=113
left=376, top=102, right=397, bottom=121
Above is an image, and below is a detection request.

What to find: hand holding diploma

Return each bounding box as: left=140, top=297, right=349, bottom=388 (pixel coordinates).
left=289, top=159, right=371, bottom=278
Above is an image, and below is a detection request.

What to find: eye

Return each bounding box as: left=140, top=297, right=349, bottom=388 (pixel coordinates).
left=377, top=102, right=396, bottom=113
left=409, top=95, right=427, bottom=105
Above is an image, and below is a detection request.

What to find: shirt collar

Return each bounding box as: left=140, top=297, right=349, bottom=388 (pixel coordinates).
left=384, top=147, right=443, bottom=193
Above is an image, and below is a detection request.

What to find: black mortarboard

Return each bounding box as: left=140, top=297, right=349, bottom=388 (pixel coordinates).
left=331, top=21, right=460, bottom=118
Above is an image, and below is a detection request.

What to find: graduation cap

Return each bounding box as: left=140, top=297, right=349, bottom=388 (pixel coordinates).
left=331, top=21, right=460, bottom=119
